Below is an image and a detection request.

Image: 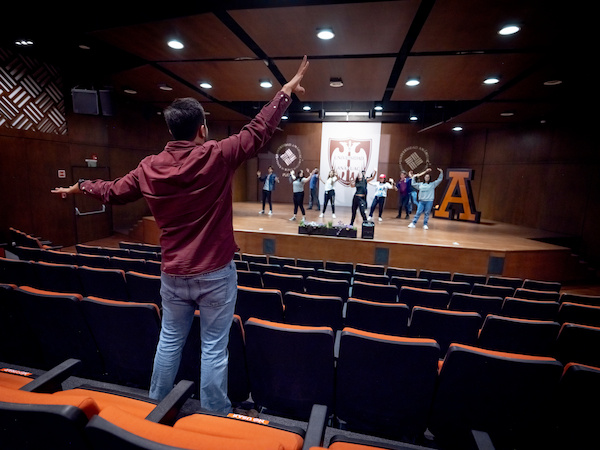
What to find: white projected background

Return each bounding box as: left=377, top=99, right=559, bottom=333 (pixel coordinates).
left=319, top=122, right=382, bottom=207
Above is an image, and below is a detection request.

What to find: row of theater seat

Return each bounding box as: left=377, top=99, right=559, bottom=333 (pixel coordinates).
left=243, top=319, right=599, bottom=448
left=10, top=245, right=162, bottom=275
left=0, top=256, right=161, bottom=304
left=0, top=357, right=331, bottom=450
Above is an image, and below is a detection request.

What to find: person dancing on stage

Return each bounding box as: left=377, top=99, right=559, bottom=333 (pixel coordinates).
left=349, top=170, right=376, bottom=227
left=408, top=167, right=444, bottom=230
left=368, top=173, right=396, bottom=222
left=319, top=169, right=339, bottom=219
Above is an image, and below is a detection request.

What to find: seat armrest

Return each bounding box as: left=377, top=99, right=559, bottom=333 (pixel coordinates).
left=302, top=404, right=328, bottom=450
left=471, top=430, right=496, bottom=450
left=145, top=380, right=195, bottom=425
left=21, top=358, right=81, bottom=393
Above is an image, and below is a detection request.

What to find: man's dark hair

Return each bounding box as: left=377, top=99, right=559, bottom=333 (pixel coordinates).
left=163, top=98, right=206, bottom=141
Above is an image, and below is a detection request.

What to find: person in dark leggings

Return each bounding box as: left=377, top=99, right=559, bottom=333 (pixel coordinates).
left=289, top=168, right=309, bottom=221
left=319, top=169, right=338, bottom=219
left=349, top=170, right=375, bottom=226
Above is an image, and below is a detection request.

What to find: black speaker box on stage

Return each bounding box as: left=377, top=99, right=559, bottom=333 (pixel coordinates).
left=361, top=221, right=374, bottom=239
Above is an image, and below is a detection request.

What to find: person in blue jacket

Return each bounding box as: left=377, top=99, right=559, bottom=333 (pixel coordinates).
left=258, top=166, right=279, bottom=215
left=408, top=168, right=444, bottom=230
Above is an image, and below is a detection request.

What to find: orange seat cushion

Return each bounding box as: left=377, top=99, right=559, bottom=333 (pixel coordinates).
left=98, top=406, right=303, bottom=450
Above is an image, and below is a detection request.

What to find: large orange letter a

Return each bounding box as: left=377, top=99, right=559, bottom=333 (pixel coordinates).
left=435, top=168, right=481, bottom=223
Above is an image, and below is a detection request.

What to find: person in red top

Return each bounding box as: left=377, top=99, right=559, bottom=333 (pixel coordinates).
left=52, top=56, right=309, bottom=413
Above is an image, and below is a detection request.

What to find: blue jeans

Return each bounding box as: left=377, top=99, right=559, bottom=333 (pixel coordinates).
left=309, top=186, right=320, bottom=209
left=411, top=200, right=433, bottom=226
left=149, top=260, right=237, bottom=414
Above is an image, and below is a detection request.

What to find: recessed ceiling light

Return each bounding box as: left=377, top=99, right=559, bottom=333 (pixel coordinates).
left=452, top=126, right=463, bottom=132
left=260, top=80, right=273, bottom=88
left=410, top=114, right=418, bottom=121
left=282, top=115, right=289, bottom=120
left=498, top=25, right=520, bottom=35
left=374, top=105, right=383, bottom=111
left=317, top=29, right=335, bottom=40
left=543, top=80, right=563, bottom=86
left=406, top=78, right=420, bottom=87
left=500, top=111, right=515, bottom=117
left=484, top=77, right=500, bottom=85
left=199, top=82, right=212, bottom=89
left=15, top=39, right=34, bottom=46
left=167, top=40, right=184, bottom=49
left=78, top=44, right=91, bottom=50
left=159, top=84, right=173, bottom=91
left=303, top=105, right=312, bottom=111
left=329, top=78, right=344, bottom=88
left=123, top=88, right=137, bottom=95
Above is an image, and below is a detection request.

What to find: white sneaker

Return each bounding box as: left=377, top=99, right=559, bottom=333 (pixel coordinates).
left=367, top=216, right=372, bottom=221
left=289, top=216, right=296, bottom=221
left=408, top=223, right=416, bottom=228
left=378, top=217, right=382, bottom=222
left=302, top=216, right=306, bottom=222
left=268, top=210, right=273, bottom=215
left=259, top=210, right=264, bottom=214
left=332, top=214, right=336, bottom=219
left=319, top=213, right=324, bottom=218
left=423, top=225, right=429, bottom=230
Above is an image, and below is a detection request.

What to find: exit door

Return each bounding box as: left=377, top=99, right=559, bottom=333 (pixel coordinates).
left=72, top=166, right=112, bottom=243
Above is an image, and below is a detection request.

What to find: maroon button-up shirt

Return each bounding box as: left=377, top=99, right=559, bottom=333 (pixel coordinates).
left=80, top=91, right=291, bottom=275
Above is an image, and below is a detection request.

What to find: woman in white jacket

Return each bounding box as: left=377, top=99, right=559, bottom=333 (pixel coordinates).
left=408, top=168, right=443, bottom=229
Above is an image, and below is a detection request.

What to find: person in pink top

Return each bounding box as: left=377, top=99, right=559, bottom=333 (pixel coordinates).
left=52, top=56, right=310, bottom=413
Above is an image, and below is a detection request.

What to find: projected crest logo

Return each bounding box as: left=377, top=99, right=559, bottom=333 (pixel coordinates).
left=275, top=143, right=303, bottom=174
left=399, top=146, right=431, bottom=173
left=328, top=138, right=372, bottom=187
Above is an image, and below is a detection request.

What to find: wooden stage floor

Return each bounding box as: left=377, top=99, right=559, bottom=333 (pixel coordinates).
left=137, top=202, right=582, bottom=283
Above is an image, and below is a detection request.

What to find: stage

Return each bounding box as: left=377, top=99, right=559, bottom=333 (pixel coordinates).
left=133, top=202, right=581, bottom=283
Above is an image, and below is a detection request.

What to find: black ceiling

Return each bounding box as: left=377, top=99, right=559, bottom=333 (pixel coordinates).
left=1, top=0, right=592, bottom=132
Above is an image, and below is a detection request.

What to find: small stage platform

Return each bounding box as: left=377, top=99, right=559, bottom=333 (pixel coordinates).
left=138, top=202, right=580, bottom=283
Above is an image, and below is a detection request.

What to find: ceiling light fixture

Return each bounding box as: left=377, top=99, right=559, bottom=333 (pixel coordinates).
left=409, top=113, right=418, bottom=121
left=405, top=78, right=420, bottom=87
left=123, top=88, right=137, bottom=95
left=167, top=39, right=184, bottom=49
left=159, top=84, right=173, bottom=91
left=317, top=28, right=335, bottom=40
left=303, top=105, right=312, bottom=111
left=259, top=80, right=273, bottom=88
left=498, top=25, right=520, bottom=35
left=199, top=82, right=212, bottom=89
left=374, top=104, right=383, bottom=111
left=543, top=79, right=563, bottom=86
left=452, top=126, right=463, bottom=132
left=15, top=39, right=34, bottom=46
left=484, top=77, right=500, bottom=85
left=500, top=111, right=515, bottom=117
left=329, top=77, right=344, bottom=88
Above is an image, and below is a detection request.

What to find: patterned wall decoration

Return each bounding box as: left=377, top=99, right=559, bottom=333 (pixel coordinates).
left=0, top=47, right=67, bottom=135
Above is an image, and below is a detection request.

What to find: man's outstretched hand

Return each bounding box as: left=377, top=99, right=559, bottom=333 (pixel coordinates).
left=51, top=183, right=81, bottom=196
left=282, top=55, right=309, bottom=97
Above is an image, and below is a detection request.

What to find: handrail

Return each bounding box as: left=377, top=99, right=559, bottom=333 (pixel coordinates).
left=75, top=205, right=106, bottom=216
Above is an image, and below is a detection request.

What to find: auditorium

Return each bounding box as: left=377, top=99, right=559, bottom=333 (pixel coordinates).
left=1, top=1, right=598, bottom=449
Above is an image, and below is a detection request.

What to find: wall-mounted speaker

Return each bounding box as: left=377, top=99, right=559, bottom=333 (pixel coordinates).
left=71, top=89, right=114, bottom=116
left=71, top=89, right=99, bottom=115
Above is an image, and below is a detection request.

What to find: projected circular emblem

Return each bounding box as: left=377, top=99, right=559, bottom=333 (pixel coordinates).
left=275, top=143, right=303, bottom=173
left=399, top=146, right=431, bottom=174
